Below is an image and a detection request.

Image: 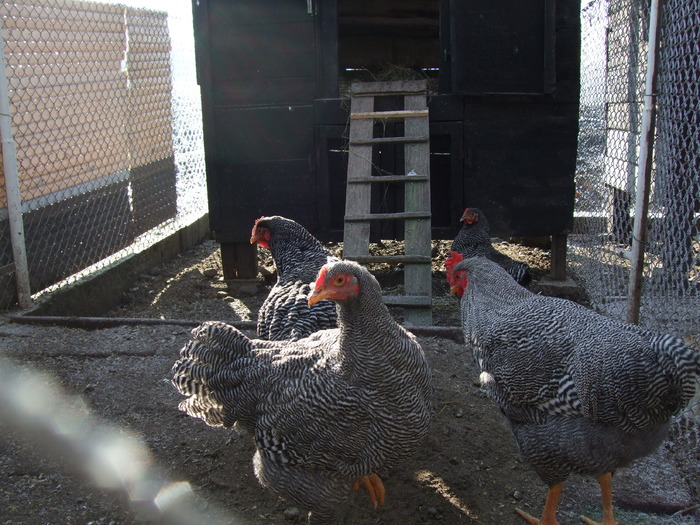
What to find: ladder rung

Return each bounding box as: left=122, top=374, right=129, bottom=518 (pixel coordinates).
left=347, top=175, right=429, bottom=183
left=353, top=91, right=427, bottom=98
left=350, top=136, right=429, bottom=146
left=346, top=255, right=432, bottom=264
left=345, top=212, right=431, bottom=221
left=350, top=80, right=427, bottom=96
left=382, top=295, right=433, bottom=307
left=351, top=110, right=429, bottom=120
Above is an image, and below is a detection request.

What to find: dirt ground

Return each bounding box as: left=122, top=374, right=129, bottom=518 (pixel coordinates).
left=1, top=238, right=698, bottom=525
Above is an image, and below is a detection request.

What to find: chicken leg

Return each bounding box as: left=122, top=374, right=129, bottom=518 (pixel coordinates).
left=515, top=482, right=563, bottom=525
left=580, top=472, right=617, bottom=525
left=353, top=473, right=385, bottom=508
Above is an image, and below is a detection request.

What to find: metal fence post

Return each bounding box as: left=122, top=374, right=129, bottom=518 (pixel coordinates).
left=0, top=20, right=31, bottom=308
left=626, top=0, right=662, bottom=325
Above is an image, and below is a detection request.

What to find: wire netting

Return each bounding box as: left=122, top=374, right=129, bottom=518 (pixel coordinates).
left=0, top=0, right=205, bottom=309
left=575, top=0, right=700, bottom=504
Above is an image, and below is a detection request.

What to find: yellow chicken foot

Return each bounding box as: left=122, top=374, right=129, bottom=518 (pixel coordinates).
left=580, top=472, right=617, bottom=525
left=515, top=482, right=564, bottom=525
left=353, top=473, right=385, bottom=508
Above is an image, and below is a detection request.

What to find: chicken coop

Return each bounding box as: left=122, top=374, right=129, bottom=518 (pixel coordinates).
left=192, top=0, right=581, bottom=279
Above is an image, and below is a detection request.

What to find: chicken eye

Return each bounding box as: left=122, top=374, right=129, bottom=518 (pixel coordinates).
left=333, top=275, right=345, bottom=286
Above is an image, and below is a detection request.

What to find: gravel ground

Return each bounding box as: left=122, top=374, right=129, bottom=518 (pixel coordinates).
left=1, top=238, right=698, bottom=525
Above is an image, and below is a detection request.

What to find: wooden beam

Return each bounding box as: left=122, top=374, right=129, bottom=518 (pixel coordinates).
left=351, top=109, right=429, bottom=120
left=349, top=136, right=429, bottom=145
left=220, top=242, right=257, bottom=280
left=347, top=174, right=429, bottom=183
left=346, top=255, right=431, bottom=264
left=345, top=211, right=431, bottom=221
left=550, top=234, right=567, bottom=280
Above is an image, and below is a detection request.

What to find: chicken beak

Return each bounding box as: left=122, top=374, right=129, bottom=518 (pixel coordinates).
left=449, top=285, right=460, bottom=296
left=249, top=235, right=258, bottom=244
left=308, top=288, right=332, bottom=307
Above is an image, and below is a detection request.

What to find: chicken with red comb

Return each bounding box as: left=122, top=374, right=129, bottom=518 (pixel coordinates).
left=451, top=207, right=531, bottom=285
left=172, top=259, right=433, bottom=524
left=444, top=254, right=699, bottom=525
left=250, top=216, right=338, bottom=341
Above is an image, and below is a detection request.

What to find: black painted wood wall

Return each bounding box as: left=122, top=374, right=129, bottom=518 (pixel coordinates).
left=192, top=0, right=580, bottom=278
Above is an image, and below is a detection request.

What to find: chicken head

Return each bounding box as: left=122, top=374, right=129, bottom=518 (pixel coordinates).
left=445, top=251, right=469, bottom=298
left=308, top=265, right=360, bottom=306
left=250, top=216, right=272, bottom=248
left=460, top=207, right=481, bottom=225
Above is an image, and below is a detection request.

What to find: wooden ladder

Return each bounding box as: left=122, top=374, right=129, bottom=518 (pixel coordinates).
left=343, top=80, right=432, bottom=325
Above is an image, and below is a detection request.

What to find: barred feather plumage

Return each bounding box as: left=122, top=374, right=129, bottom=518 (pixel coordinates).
left=451, top=207, right=531, bottom=285
left=252, top=216, right=338, bottom=341
left=448, top=255, right=700, bottom=492
left=171, top=259, right=433, bottom=524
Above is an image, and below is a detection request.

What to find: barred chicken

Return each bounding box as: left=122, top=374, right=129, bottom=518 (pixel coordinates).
left=445, top=252, right=699, bottom=525
left=451, top=207, right=531, bottom=285
left=172, top=259, right=433, bottom=524
left=250, top=216, right=338, bottom=340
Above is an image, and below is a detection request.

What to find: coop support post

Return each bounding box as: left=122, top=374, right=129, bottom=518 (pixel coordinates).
left=627, top=0, right=661, bottom=325
left=0, top=21, right=31, bottom=308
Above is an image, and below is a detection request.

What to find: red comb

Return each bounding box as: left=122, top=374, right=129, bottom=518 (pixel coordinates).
left=444, top=251, right=463, bottom=270
left=313, top=266, right=329, bottom=291
left=251, top=216, right=268, bottom=235
left=444, top=251, right=464, bottom=284
left=460, top=208, right=479, bottom=223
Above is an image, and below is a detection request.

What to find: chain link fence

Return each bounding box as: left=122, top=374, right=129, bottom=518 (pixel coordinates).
left=575, top=0, right=700, bottom=505
left=0, top=0, right=206, bottom=310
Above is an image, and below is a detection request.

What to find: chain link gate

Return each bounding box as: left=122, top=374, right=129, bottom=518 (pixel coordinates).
left=0, top=0, right=206, bottom=309
left=575, top=0, right=700, bottom=506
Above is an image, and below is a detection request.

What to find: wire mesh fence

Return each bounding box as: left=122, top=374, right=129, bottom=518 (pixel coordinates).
left=0, top=0, right=206, bottom=310
left=575, top=0, right=700, bottom=504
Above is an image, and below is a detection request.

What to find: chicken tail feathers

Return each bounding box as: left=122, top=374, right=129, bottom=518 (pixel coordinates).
left=171, top=321, right=259, bottom=428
